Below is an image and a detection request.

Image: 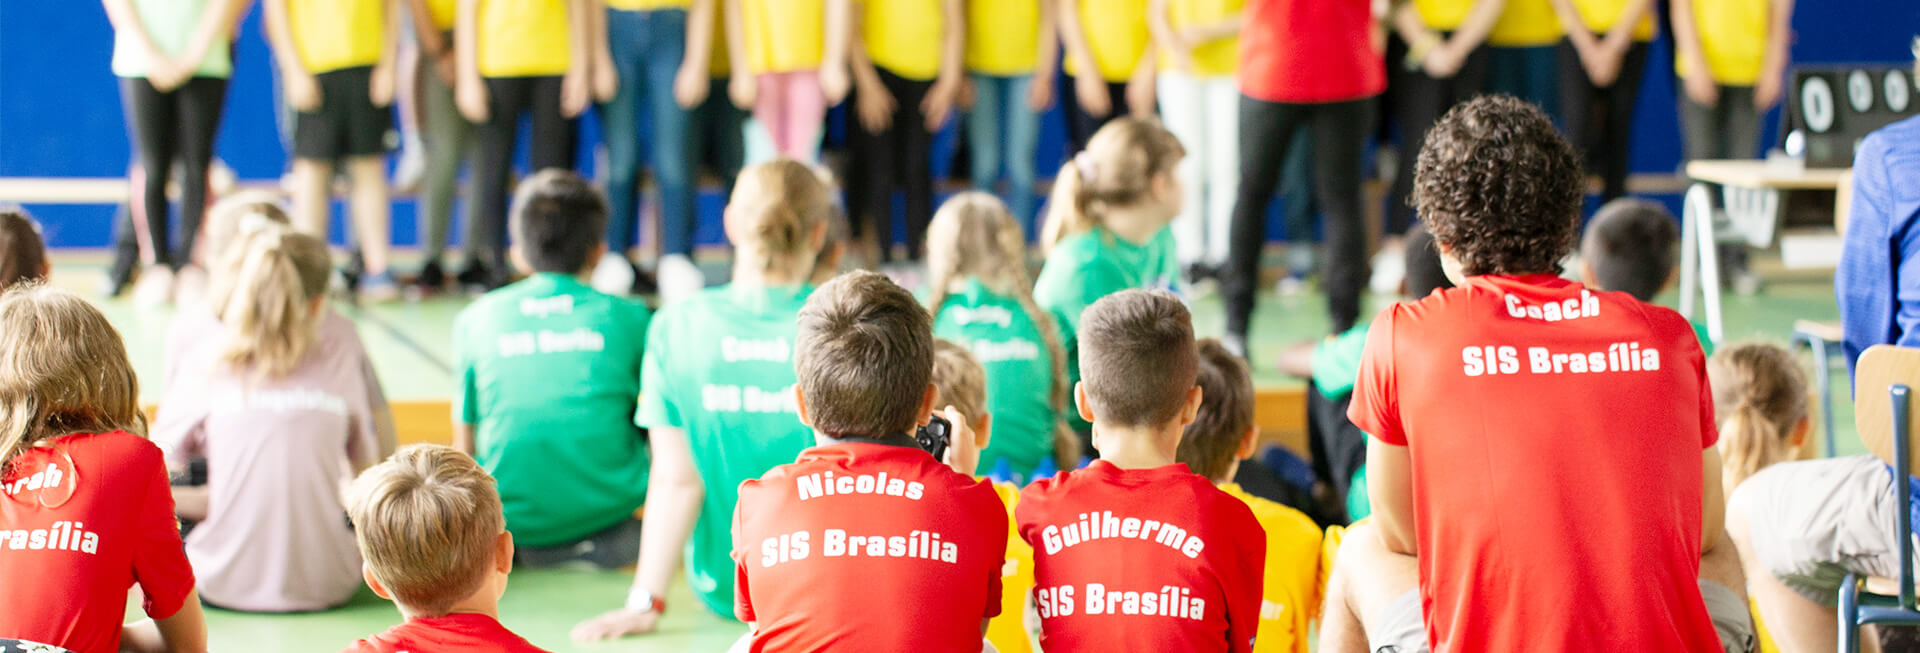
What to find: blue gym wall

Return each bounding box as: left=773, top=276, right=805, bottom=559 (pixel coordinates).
left=1, top=0, right=1913, bottom=249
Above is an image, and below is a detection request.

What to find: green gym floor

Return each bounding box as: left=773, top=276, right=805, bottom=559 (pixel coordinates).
left=49, top=253, right=1867, bottom=652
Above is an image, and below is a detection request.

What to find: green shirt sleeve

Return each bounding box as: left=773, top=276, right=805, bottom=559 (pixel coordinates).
left=635, top=313, right=681, bottom=430
left=1310, top=324, right=1372, bottom=401
left=452, top=310, right=480, bottom=426
left=1691, top=321, right=1715, bottom=357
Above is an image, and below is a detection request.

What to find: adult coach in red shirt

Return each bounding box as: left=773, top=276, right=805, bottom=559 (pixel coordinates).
left=1320, top=96, right=1754, bottom=653
left=1220, top=0, right=1385, bottom=357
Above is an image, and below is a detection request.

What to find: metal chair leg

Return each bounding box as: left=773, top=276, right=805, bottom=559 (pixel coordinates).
left=1842, top=573, right=1863, bottom=653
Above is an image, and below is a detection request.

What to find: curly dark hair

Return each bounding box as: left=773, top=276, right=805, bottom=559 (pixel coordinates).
left=1413, top=95, right=1584, bottom=276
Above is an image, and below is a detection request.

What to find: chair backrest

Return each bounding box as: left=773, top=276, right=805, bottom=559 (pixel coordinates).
left=1855, top=345, right=1920, bottom=608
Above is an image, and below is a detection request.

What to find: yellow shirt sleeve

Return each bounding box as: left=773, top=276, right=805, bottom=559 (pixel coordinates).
left=743, top=0, right=826, bottom=74
left=478, top=0, right=574, bottom=78
left=1675, top=0, right=1768, bottom=85
left=966, top=0, right=1043, bottom=76
left=291, top=0, right=386, bottom=72
left=985, top=482, right=1039, bottom=653
left=1488, top=0, right=1564, bottom=47
left=1223, top=485, right=1324, bottom=653
left=427, top=0, right=458, bottom=30
left=1064, top=0, right=1151, bottom=82
left=1163, top=0, right=1244, bottom=77
left=1412, top=0, right=1474, bottom=31
left=1572, top=0, right=1656, bottom=41
left=864, top=0, right=945, bottom=81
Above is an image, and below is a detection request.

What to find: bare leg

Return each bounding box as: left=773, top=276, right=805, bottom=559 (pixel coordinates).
left=1728, top=480, right=1875, bottom=653
left=346, top=155, right=392, bottom=275
left=1322, top=521, right=1422, bottom=653
left=289, top=158, right=334, bottom=238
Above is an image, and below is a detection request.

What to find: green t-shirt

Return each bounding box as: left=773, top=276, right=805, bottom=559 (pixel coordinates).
left=1311, top=323, right=1371, bottom=401
left=932, top=278, right=1068, bottom=477
left=454, top=273, right=653, bottom=547
left=110, top=0, right=234, bottom=79
left=1033, top=226, right=1181, bottom=431
left=1692, top=321, right=1716, bottom=357
left=634, top=283, right=817, bottom=617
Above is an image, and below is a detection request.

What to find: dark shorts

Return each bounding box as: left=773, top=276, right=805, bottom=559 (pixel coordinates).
left=293, top=66, right=394, bottom=161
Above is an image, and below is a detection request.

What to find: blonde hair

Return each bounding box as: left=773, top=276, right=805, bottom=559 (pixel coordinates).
left=730, top=160, right=834, bottom=278
left=0, top=285, right=145, bottom=471
left=203, top=190, right=292, bottom=266
left=209, top=227, right=333, bottom=378
left=347, top=444, right=505, bottom=617
left=1040, top=117, right=1185, bottom=252
left=931, top=339, right=988, bottom=425
left=925, top=192, right=1069, bottom=445
left=1708, top=342, right=1810, bottom=489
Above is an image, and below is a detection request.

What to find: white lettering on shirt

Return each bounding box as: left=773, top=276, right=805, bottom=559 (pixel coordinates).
left=1039, top=511, right=1204, bottom=559
left=948, top=305, right=1013, bottom=328
left=721, top=337, right=790, bottom=363
left=519, top=295, right=575, bottom=318
left=700, top=384, right=798, bottom=414
left=210, top=388, right=350, bottom=418
left=1082, top=583, right=1206, bottom=620
left=969, top=339, right=1042, bottom=364
left=1461, top=342, right=1661, bottom=376
left=1, top=463, right=63, bottom=496
left=497, top=328, right=607, bottom=357
left=1503, top=290, right=1600, bottom=323
left=795, top=470, right=926, bottom=501
left=0, top=521, right=100, bottom=555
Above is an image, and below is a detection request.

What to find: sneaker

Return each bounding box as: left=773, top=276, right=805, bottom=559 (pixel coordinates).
left=392, top=137, right=426, bottom=194
left=416, top=260, right=446, bottom=291
left=629, top=261, right=659, bottom=297
left=358, top=271, right=402, bottom=303
left=590, top=255, right=636, bottom=295
left=1368, top=240, right=1406, bottom=295
left=131, top=266, right=175, bottom=309
left=172, top=264, right=210, bottom=308
left=455, top=260, right=498, bottom=295
left=656, top=254, right=706, bottom=305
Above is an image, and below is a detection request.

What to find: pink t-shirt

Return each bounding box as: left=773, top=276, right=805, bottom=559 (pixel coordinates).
left=154, top=308, right=393, bottom=611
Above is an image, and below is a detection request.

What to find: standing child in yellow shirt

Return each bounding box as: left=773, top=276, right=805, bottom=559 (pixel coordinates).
left=965, top=0, right=1057, bottom=231
left=1058, top=0, right=1155, bottom=153
left=1148, top=0, right=1243, bottom=285
left=1671, top=0, right=1792, bottom=163
left=1549, top=0, right=1655, bottom=202
left=847, top=0, right=963, bottom=266
left=1176, top=339, right=1323, bottom=652
left=723, top=0, right=852, bottom=161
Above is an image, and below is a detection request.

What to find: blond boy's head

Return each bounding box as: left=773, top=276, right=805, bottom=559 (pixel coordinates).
left=931, top=339, right=988, bottom=427
left=1177, top=339, right=1259, bottom=482
left=348, top=444, right=509, bottom=617
left=1076, top=290, right=1200, bottom=429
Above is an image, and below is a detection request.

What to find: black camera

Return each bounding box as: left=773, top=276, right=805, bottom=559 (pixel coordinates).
left=915, top=414, right=952, bottom=461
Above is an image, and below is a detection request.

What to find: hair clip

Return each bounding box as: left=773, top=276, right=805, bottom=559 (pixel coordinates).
left=1075, top=153, right=1098, bottom=182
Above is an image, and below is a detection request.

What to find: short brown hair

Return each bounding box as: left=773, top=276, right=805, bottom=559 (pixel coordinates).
left=0, top=211, right=46, bottom=292
left=795, top=270, right=934, bottom=437
left=347, top=444, right=504, bottom=617
left=0, top=285, right=144, bottom=470
left=1077, top=289, right=1197, bottom=427
left=1414, top=95, right=1584, bottom=276
left=511, top=169, right=609, bottom=274
left=1178, top=339, right=1255, bottom=481
left=1581, top=198, right=1679, bottom=302
left=930, top=339, right=988, bottom=424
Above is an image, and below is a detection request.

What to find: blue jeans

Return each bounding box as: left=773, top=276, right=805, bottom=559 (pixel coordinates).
left=966, top=74, right=1040, bottom=232
left=1489, top=45, right=1560, bottom=125
left=602, top=8, right=694, bottom=256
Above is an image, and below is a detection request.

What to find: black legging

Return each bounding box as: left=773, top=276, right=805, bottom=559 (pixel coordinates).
left=1224, top=95, right=1375, bottom=337
left=1060, top=76, right=1128, bottom=155
left=848, top=68, right=933, bottom=263
left=1558, top=40, right=1648, bottom=203
left=475, top=76, right=577, bottom=279
left=123, top=76, right=227, bottom=270
left=1387, top=42, right=1490, bottom=235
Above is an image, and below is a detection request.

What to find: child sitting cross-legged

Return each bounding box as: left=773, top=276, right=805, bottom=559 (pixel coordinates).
left=1016, top=289, right=1266, bottom=652
left=1178, top=339, right=1323, bottom=652
left=344, top=444, right=547, bottom=652
left=730, top=271, right=1008, bottom=651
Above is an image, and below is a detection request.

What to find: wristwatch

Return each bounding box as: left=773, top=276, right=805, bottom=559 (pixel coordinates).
left=625, top=587, right=667, bottom=615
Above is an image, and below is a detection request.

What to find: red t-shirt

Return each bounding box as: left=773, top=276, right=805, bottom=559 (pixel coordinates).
left=1015, top=461, right=1265, bottom=653
left=343, top=613, right=549, bottom=652
left=0, top=432, right=196, bottom=653
left=1348, top=275, right=1722, bottom=653
left=733, top=441, right=1007, bottom=652
left=1238, top=0, right=1385, bottom=103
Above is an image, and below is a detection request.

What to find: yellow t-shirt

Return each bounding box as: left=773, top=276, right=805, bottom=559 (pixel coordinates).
left=478, top=0, right=572, bottom=77
left=1675, top=0, right=1766, bottom=84
left=985, top=482, right=1038, bottom=653
left=608, top=0, right=689, bottom=10
left=1165, top=0, right=1243, bottom=77
left=427, top=0, right=457, bottom=30
left=1413, top=0, right=1474, bottom=31
left=1222, top=484, right=1323, bottom=653
left=743, top=0, right=825, bottom=74
left=709, top=4, right=732, bottom=77
left=1488, top=0, right=1563, bottom=47
left=1065, top=0, right=1150, bottom=82
left=864, top=0, right=944, bottom=81
left=290, top=0, right=385, bottom=73
left=1573, top=0, right=1656, bottom=42
left=967, top=0, right=1042, bottom=76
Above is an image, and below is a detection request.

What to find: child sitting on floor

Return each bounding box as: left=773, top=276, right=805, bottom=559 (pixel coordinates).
left=1017, top=289, right=1265, bottom=652
left=731, top=271, right=1007, bottom=651
left=1178, top=339, right=1323, bottom=652
left=153, top=227, right=388, bottom=612
left=344, top=444, right=546, bottom=652
left=1578, top=197, right=1716, bottom=353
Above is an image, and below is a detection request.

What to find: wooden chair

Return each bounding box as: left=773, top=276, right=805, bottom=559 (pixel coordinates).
left=1839, top=345, right=1920, bottom=651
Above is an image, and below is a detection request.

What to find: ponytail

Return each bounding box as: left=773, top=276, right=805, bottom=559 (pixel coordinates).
left=1708, top=342, right=1809, bottom=489
left=1040, top=117, right=1185, bottom=253
left=730, top=160, right=833, bottom=279
left=212, top=228, right=332, bottom=378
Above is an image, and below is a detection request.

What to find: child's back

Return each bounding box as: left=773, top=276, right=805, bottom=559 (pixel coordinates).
left=1016, top=463, right=1264, bottom=651
left=1218, top=484, right=1322, bottom=652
